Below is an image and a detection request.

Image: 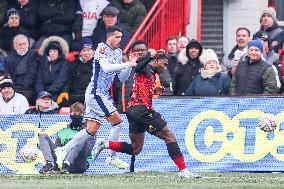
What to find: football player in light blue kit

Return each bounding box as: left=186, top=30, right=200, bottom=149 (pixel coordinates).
left=55, top=26, right=137, bottom=169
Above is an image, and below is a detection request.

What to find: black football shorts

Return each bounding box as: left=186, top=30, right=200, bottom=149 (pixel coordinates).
left=126, top=105, right=167, bottom=135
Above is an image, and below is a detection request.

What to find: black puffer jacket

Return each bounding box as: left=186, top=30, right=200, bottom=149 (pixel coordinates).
left=68, top=55, right=93, bottom=95
left=35, top=36, right=70, bottom=100
left=37, top=0, right=77, bottom=36
left=172, top=39, right=203, bottom=95
left=9, top=0, right=39, bottom=39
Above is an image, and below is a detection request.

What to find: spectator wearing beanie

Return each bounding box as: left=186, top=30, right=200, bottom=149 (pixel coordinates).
left=186, top=49, right=231, bottom=96
left=254, top=7, right=283, bottom=48
left=0, top=7, right=30, bottom=52
left=11, top=0, right=39, bottom=40
left=172, top=39, right=203, bottom=95
left=0, top=77, right=29, bottom=114
left=35, top=36, right=70, bottom=104
left=230, top=39, right=279, bottom=95
left=60, top=37, right=94, bottom=107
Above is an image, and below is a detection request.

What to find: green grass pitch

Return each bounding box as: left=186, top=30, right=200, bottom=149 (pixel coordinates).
left=1, top=172, right=284, bottom=189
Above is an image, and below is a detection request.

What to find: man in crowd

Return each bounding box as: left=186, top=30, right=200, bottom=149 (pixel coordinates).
left=222, top=27, right=251, bottom=77
left=61, top=37, right=94, bottom=106
left=167, top=36, right=189, bottom=80
left=172, top=39, right=203, bottom=95
left=0, top=73, right=29, bottom=114
left=4, top=33, right=38, bottom=104
left=254, top=7, right=283, bottom=48
left=230, top=39, right=279, bottom=95
left=92, top=6, right=130, bottom=49
left=25, top=91, right=59, bottom=114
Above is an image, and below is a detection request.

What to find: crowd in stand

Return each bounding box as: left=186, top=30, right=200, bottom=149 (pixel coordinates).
left=0, top=0, right=283, bottom=115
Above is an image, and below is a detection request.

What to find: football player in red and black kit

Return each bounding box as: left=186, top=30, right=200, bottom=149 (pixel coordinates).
left=93, top=40, right=200, bottom=178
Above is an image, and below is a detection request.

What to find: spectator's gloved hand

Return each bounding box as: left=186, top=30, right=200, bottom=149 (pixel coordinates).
left=56, top=92, right=69, bottom=104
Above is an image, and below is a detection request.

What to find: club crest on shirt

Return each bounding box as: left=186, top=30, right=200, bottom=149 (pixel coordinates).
left=99, top=47, right=106, bottom=54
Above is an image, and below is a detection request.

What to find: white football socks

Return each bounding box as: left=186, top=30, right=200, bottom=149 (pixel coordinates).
left=108, top=123, right=122, bottom=158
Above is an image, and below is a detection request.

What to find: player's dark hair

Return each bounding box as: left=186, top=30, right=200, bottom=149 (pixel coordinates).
left=106, top=26, right=123, bottom=37
left=131, top=40, right=148, bottom=50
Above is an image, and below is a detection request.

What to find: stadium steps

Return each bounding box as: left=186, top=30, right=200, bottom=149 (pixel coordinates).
left=201, top=0, right=224, bottom=60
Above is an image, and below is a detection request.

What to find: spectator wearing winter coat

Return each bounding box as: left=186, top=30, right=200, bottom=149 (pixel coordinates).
left=4, top=34, right=38, bottom=104
left=254, top=7, right=283, bottom=48
left=60, top=37, right=94, bottom=107
left=8, top=0, right=39, bottom=40
left=187, top=49, right=231, bottom=96
left=0, top=8, right=29, bottom=52
left=167, top=36, right=189, bottom=79
left=230, top=39, right=279, bottom=95
left=110, top=0, right=147, bottom=35
left=222, top=27, right=250, bottom=77
left=35, top=36, right=70, bottom=103
left=91, top=6, right=130, bottom=49
left=25, top=91, right=59, bottom=114
left=172, top=39, right=203, bottom=95
left=35, top=0, right=78, bottom=48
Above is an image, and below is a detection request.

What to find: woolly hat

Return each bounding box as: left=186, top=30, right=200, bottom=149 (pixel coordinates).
left=199, top=49, right=219, bottom=65
left=0, top=78, right=14, bottom=90
left=6, top=8, right=20, bottom=17
left=80, top=37, right=93, bottom=50
left=260, top=7, right=277, bottom=22
left=248, top=39, right=264, bottom=52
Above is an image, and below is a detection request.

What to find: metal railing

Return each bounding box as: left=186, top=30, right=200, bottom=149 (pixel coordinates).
left=123, top=0, right=190, bottom=53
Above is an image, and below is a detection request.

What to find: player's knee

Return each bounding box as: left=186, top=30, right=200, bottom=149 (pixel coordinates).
left=86, top=127, right=97, bottom=135
left=86, top=121, right=100, bottom=135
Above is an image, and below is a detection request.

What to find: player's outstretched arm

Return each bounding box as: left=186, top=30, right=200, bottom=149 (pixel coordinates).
left=135, top=53, right=153, bottom=74
left=118, top=52, right=138, bottom=82
left=98, top=57, right=134, bottom=73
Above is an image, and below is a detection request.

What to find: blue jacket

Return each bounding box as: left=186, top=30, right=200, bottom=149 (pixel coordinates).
left=186, top=73, right=231, bottom=96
